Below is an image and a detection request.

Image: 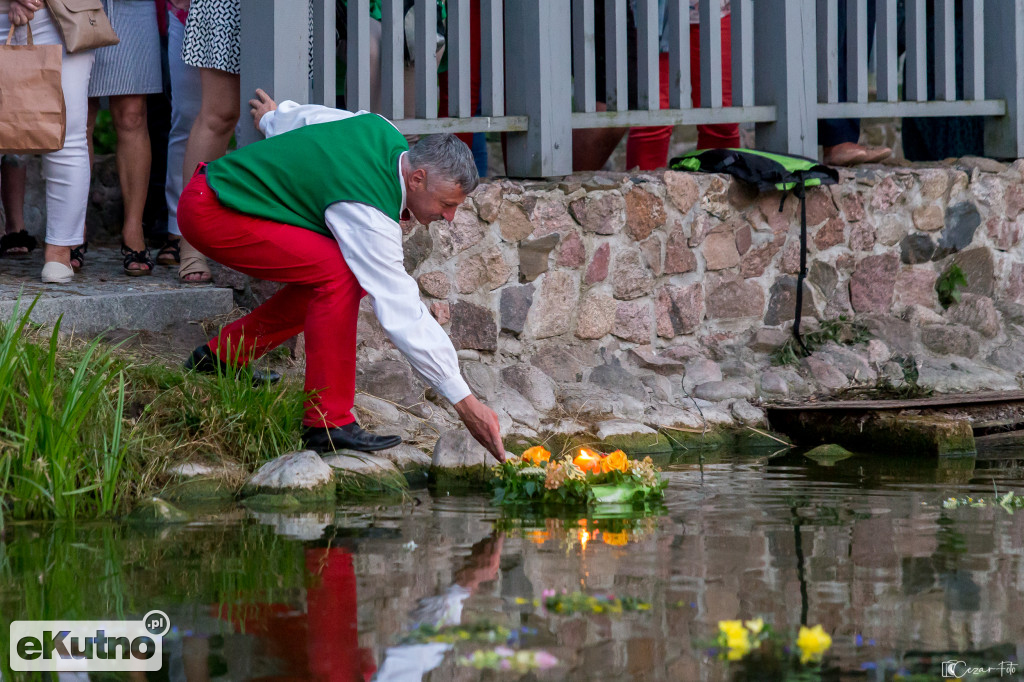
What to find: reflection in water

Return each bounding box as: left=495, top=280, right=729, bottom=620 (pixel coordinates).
left=2, top=449, right=1024, bottom=680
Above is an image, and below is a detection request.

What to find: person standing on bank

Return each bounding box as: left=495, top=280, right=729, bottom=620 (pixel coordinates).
left=177, top=90, right=505, bottom=461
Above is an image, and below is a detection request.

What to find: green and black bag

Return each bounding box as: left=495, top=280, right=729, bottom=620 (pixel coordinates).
left=669, top=148, right=839, bottom=354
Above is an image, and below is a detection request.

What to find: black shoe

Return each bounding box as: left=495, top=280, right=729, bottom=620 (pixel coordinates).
left=184, top=344, right=281, bottom=385
left=302, top=422, right=402, bottom=453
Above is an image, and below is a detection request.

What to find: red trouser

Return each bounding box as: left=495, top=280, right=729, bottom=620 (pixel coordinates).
left=626, top=16, right=740, bottom=170
left=177, top=170, right=362, bottom=428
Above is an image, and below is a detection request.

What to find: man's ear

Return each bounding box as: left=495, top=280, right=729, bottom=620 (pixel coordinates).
left=408, top=167, right=428, bottom=191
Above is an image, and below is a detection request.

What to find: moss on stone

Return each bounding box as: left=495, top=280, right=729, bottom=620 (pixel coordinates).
left=660, top=427, right=731, bottom=450
left=503, top=435, right=540, bottom=456
left=127, top=498, right=189, bottom=524
left=241, top=493, right=303, bottom=511
left=430, top=465, right=491, bottom=493
left=804, top=443, right=855, bottom=466
left=597, top=430, right=673, bottom=455
left=333, top=469, right=408, bottom=496
left=241, top=481, right=337, bottom=504
left=162, top=477, right=236, bottom=503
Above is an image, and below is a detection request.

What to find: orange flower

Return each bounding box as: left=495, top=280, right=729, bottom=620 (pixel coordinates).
left=527, top=530, right=550, bottom=545
left=521, top=445, right=551, bottom=466
left=602, top=531, right=628, bottom=546
left=599, top=449, right=629, bottom=474
left=572, top=448, right=599, bottom=474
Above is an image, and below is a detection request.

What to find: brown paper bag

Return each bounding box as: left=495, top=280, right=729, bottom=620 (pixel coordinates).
left=0, top=24, right=66, bottom=154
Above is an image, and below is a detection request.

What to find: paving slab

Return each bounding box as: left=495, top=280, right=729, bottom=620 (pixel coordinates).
left=0, top=246, right=234, bottom=334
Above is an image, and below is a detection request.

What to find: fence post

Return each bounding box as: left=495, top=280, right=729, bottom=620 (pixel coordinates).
left=753, top=0, right=817, bottom=157
left=504, top=0, right=573, bottom=177
left=984, top=0, right=1024, bottom=159
left=309, top=0, right=336, bottom=107
left=238, top=0, right=311, bottom=146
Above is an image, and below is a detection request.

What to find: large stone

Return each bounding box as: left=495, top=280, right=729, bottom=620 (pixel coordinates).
left=526, top=194, right=577, bottom=237
left=912, top=204, right=944, bottom=232
left=764, top=276, right=817, bottom=326
left=803, top=356, right=849, bottom=390
left=665, top=226, right=697, bottom=274
left=430, top=301, right=450, bottom=324
left=813, top=217, right=846, bottom=250
left=624, top=186, right=667, bottom=240
left=613, top=300, right=653, bottom=344
left=683, top=357, right=723, bottom=393
left=556, top=229, right=586, bottom=267
left=900, top=233, right=937, bottom=264
left=986, top=217, right=1024, bottom=251
left=849, top=220, right=876, bottom=251
left=519, top=234, right=561, bottom=282
left=808, top=260, right=839, bottom=298
left=500, top=365, right=558, bottom=413
left=431, top=429, right=499, bottom=477
left=664, top=171, right=700, bottom=213
left=748, top=327, right=790, bottom=353
left=403, top=225, right=433, bottom=273
left=760, top=371, right=789, bottom=396
left=322, top=451, right=406, bottom=490
left=731, top=399, right=765, bottom=426
left=705, top=277, right=765, bottom=319
left=569, top=190, right=626, bottom=235
left=612, top=249, right=655, bottom=300
left=693, top=381, right=755, bottom=402
left=870, top=175, right=905, bottom=211
left=815, top=345, right=876, bottom=382
left=243, top=451, right=335, bottom=502
left=496, top=387, right=542, bottom=431
left=849, top=253, right=899, bottom=313
left=497, top=201, right=534, bottom=242
left=740, top=241, right=781, bottom=278
left=585, top=242, right=611, bottom=284
left=629, top=346, right=686, bottom=373
left=357, top=360, right=425, bottom=409
left=456, top=247, right=511, bottom=293
left=500, top=283, right=534, bottom=335
left=576, top=291, right=615, bottom=339
left=655, top=283, right=704, bottom=338
left=525, top=271, right=580, bottom=339
left=417, top=271, right=451, bottom=298
left=472, top=183, right=502, bottom=222
left=639, top=235, right=663, bottom=275
left=593, top=420, right=672, bottom=454
left=450, top=301, right=498, bottom=351
left=937, top=202, right=982, bottom=254
left=945, top=294, right=1001, bottom=338
left=589, top=359, right=648, bottom=401
left=893, top=267, right=939, bottom=310
left=436, top=208, right=484, bottom=257
left=703, top=230, right=741, bottom=270
left=950, top=247, right=995, bottom=297
left=531, top=345, right=588, bottom=382
left=841, top=191, right=866, bottom=222
left=805, top=187, right=839, bottom=226
left=921, top=324, right=981, bottom=357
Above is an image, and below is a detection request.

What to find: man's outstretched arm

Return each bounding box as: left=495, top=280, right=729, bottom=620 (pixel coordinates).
left=326, top=203, right=506, bottom=463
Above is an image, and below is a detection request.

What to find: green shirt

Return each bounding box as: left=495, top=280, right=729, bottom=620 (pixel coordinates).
left=205, top=113, right=409, bottom=237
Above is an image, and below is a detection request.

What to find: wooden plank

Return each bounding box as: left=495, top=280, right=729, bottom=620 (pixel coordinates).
left=876, top=0, right=897, bottom=102
left=572, top=0, right=597, bottom=113
left=767, top=390, right=1024, bottom=412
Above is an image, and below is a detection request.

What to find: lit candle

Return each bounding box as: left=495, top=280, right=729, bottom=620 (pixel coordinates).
left=573, top=448, right=599, bottom=473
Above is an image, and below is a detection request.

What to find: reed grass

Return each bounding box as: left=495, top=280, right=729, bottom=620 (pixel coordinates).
left=0, top=299, right=308, bottom=521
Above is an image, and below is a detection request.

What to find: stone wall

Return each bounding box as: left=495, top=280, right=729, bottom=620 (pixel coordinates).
left=344, top=157, right=1024, bottom=440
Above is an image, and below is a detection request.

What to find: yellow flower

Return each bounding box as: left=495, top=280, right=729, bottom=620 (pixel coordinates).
left=599, top=449, right=629, bottom=474
left=521, top=445, right=551, bottom=466
left=718, top=620, right=751, bottom=661
left=603, top=531, right=629, bottom=546
left=744, top=618, right=764, bottom=635
left=796, top=625, right=832, bottom=664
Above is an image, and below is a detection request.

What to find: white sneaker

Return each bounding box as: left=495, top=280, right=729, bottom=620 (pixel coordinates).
left=41, top=261, right=74, bottom=284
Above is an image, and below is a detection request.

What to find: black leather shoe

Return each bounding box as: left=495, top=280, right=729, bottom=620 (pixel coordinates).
left=184, top=344, right=281, bottom=386
left=302, top=422, right=402, bottom=453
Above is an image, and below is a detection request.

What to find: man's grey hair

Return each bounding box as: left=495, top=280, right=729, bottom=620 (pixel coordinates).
left=407, top=134, right=480, bottom=194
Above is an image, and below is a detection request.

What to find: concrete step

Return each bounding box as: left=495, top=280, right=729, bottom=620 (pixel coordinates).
left=0, top=245, right=234, bottom=334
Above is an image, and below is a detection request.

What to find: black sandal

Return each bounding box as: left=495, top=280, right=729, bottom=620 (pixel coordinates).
left=0, top=231, right=38, bottom=258
left=70, top=241, right=87, bottom=271
left=121, top=243, right=154, bottom=277
left=156, top=237, right=181, bottom=266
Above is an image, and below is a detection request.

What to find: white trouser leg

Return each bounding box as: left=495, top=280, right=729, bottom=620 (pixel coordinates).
left=165, top=13, right=200, bottom=237
left=0, top=10, right=94, bottom=247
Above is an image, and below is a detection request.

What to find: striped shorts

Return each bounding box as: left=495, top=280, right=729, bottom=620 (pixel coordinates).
left=88, top=0, right=163, bottom=98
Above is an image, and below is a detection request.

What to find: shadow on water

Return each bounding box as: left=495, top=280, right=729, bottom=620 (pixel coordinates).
left=3, top=445, right=1024, bottom=680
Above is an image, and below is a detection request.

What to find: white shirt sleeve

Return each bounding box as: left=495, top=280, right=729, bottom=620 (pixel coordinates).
left=325, top=202, right=472, bottom=405
left=258, top=100, right=371, bottom=138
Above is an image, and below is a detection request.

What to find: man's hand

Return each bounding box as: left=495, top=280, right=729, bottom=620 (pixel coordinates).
left=248, top=88, right=277, bottom=131
left=453, top=394, right=505, bottom=463
left=9, top=0, right=38, bottom=26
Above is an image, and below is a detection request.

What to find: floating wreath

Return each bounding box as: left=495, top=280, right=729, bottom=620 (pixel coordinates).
left=490, top=446, right=667, bottom=508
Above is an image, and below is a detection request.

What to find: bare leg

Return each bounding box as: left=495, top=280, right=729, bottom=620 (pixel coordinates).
left=179, top=68, right=239, bottom=283
left=110, top=94, right=152, bottom=272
